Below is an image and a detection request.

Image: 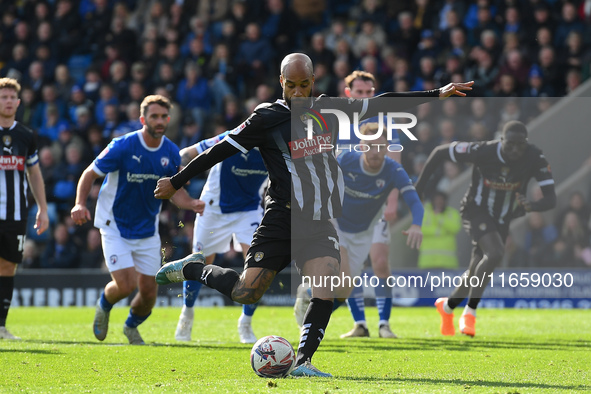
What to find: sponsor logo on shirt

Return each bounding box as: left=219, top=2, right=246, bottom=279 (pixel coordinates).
left=289, top=133, right=333, bottom=159
left=126, top=172, right=161, bottom=183
left=0, top=155, right=25, bottom=170
left=483, top=178, right=521, bottom=191
left=230, top=166, right=268, bottom=177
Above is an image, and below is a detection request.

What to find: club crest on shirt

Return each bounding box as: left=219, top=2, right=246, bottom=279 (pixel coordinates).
left=455, top=142, right=470, bottom=154
left=376, top=179, right=386, bottom=188
left=254, top=252, right=264, bottom=262
left=2, top=135, right=11, bottom=146
left=161, top=157, right=169, bottom=167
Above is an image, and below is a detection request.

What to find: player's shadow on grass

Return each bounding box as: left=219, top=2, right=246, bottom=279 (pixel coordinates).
left=319, top=338, right=591, bottom=352
left=0, top=348, right=63, bottom=355
left=338, top=376, right=588, bottom=391
left=19, top=339, right=253, bottom=349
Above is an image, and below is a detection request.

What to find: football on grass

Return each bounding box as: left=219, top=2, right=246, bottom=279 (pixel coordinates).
left=250, top=335, right=296, bottom=378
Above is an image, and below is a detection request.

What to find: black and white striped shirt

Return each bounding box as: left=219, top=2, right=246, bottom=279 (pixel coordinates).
left=448, top=140, right=555, bottom=224
left=0, top=121, right=39, bottom=225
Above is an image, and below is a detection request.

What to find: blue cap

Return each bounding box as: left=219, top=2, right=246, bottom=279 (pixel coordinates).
left=529, top=65, right=542, bottom=79
left=421, top=30, right=434, bottom=39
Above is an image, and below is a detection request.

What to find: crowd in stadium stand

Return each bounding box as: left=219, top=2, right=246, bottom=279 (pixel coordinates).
left=1, top=0, right=591, bottom=269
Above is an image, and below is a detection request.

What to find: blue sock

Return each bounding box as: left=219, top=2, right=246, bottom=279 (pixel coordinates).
left=99, top=291, right=114, bottom=312
left=184, top=280, right=202, bottom=307
left=347, top=286, right=366, bottom=324
left=242, top=303, right=258, bottom=317
left=375, top=278, right=392, bottom=323
left=125, top=310, right=151, bottom=328
left=332, top=298, right=345, bottom=311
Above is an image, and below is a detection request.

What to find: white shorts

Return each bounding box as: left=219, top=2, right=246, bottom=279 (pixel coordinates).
left=371, top=219, right=391, bottom=245
left=336, top=225, right=373, bottom=277
left=101, top=233, right=162, bottom=276
left=192, top=208, right=262, bottom=256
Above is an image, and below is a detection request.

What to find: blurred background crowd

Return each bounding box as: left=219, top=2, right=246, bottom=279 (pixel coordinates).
left=2, top=0, right=591, bottom=270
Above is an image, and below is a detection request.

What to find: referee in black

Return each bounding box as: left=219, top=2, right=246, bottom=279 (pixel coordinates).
left=154, top=53, right=472, bottom=376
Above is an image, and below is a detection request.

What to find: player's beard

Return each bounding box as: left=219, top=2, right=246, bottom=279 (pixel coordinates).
left=146, top=124, right=167, bottom=139
left=283, top=93, right=312, bottom=109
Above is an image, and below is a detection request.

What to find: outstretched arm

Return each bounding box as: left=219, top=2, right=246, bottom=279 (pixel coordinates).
left=154, top=140, right=240, bottom=199
left=414, top=144, right=453, bottom=199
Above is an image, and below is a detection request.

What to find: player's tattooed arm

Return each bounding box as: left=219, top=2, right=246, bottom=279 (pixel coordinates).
left=232, top=268, right=276, bottom=304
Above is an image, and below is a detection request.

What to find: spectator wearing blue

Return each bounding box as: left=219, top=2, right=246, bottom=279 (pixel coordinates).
left=467, top=5, right=501, bottom=47
left=554, top=2, right=585, bottom=49
left=525, top=212, right=558, bottom=268
left=38, top=105, right=70, bottom=143
left=176, top=62, right=210, bottom=129
left=113, top=102, right=142, bottom=138
left=101, top=103, right=120, bottom=139
left=68, top=85, right=95, bottom=123
left=235, top=23, right=274, bottom=93
left=260, top=0, right=300, bottom=59
left=32, top=85, right=68, bottom=130
left=94, top=84, right=119, bottom=126
left=207, top=44, right=237, bottom=114
left=40, top=223, right=79, bottom=269
left=82, top=68, right=102, bottom=102
left=411, top=29, right=439, bottom=71
left=522, top=65, right=555, bottom=97
left=181, top=16, right=213, bottom=58
left=463, top=0, right=497, bottom=31
left=53, top=143, right=86, bottom=214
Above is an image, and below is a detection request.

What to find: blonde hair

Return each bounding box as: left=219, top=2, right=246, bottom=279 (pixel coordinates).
left=344, top=70, right=376, bottom=89
left=0, top=78, right=21, bottom=94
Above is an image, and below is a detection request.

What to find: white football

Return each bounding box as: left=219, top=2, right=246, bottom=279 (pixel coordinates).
left=250, top=335, right=296, bottom=378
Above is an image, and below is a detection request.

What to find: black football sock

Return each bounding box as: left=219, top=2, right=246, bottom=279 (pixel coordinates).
left=183, top=263, right=239, bottom=300
left=0, top=276, right=14, bottom=327
left=448, top=246, right=484, bottom=309
left=295, top=298, right=333, bottom=366
left=447, top=271, right=469, bottom=310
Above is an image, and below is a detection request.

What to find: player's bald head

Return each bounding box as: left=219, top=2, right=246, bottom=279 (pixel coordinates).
left=280, top=53, right=314, bottom=77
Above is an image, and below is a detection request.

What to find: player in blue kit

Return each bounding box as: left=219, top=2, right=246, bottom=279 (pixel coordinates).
left=71, top=95, right=204, bottom=344
left=174, top=129, right=268, bottom=343
left=335, top=123, right=424, bottom=337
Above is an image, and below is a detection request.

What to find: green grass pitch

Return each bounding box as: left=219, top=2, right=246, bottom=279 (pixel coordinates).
left=1, top=306, right=590, bottom=393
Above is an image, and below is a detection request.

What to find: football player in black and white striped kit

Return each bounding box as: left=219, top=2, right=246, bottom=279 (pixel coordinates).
left=415, top=120, right=556, bottom=337
left=0, top=78, right=49, bottom=340
left=154, top=53, right=473, bottom=376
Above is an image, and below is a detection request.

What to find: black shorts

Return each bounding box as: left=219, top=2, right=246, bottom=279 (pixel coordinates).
left=461, top=205, right=509, bottom=246
left=0, top=221, right=27, bottom=263
left=244, top=207, right=341, bottom=273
